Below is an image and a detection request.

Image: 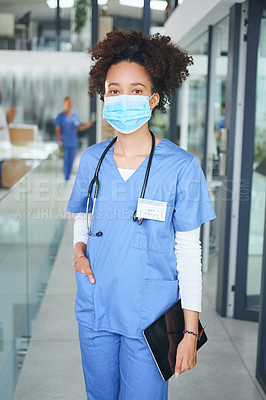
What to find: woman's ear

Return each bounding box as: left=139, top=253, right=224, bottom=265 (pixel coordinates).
left=150, top=93, right=160, bottom=110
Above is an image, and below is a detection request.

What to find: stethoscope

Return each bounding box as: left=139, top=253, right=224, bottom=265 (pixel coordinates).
left=86, top=130, right=156, bottom=236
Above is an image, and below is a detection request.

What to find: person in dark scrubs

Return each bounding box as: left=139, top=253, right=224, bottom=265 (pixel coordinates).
left=54, top=97, right=94, bottom=182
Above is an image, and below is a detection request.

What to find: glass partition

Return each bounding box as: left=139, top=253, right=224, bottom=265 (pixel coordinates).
left=246, top=13, right=266, bottom=311
left=177, top=31, right=209, bottom=166
left=149, top=1, right=170, bottom=141
left=0, top=1, right=91, bottom=52
left=149, top=105, right=170, bottom=140
left=213, top=16, right=229, bottom=160
left=0, top=185, right=27, bottom=400
left=210, top=16, right=229, bottom=257
left=176, top=18, right=229, bottom=273
left=0, top=154, right=65, bottom=400
left=150, top=1, right=166, bottom=36
left=0, top=65, right=90, bottom=142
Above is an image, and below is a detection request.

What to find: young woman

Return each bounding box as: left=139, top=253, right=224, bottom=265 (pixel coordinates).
left=67, top=29, right=216, bottom=400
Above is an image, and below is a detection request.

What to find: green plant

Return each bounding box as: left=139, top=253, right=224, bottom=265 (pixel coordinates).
left=74, top=0, right=90, bottom=36
left=254, top=126, right=266, bottom=165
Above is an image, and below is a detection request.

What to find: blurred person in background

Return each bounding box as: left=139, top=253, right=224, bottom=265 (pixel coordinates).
left=0, top=84, right=11, bottom=188
left=6, top=104, right=17, bottom=125
left=54, top=96, right=94, bottom=182
left=215, top=101, right=226, bottom=157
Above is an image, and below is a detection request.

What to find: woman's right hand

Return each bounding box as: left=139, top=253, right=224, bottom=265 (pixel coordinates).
left=75, top=256, right=95, bottom=284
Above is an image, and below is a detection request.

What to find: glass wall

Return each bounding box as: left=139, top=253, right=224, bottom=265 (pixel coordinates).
left=246, top=13, right=266, bottom=311
left=150, top=1, right=166, bottom=36
left=177, top=31, right=209, bottom=165
left=149, top=1, right=170, bottom=139
left=210, top=16, right=229, bottom=257
left=213, top=16, right=229, bottom=160
left=0, top=57, right=90, bottom=142
left=0, top=155, right=66, bottom=400
left=149, top=106, right=170, bottom=139
left=104, top=5, right=141, bottom=32
left=0, top=1, right=169, bottom=52
left=176, top=18, right=229, bottom=270
left=0, top=1, right=91, bottom=52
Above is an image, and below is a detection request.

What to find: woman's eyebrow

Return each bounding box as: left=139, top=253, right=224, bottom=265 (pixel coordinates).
left=130, top=82, right=146, bottom=88
left=108, top=82, right=146, bottom=88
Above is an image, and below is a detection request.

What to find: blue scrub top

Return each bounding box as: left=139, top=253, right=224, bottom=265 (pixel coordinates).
left=216, top=115, right=225, bottom=131
left=67, top=138, right=216, bottom=339
left=54, top=111, right=80, bottom=148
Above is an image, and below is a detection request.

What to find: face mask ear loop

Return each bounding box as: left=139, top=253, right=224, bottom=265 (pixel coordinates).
left=149, top=93, right=156, bottom=111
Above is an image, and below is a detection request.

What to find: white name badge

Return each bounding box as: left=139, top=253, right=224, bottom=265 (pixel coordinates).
left=136, top=198, right=167, bottom=222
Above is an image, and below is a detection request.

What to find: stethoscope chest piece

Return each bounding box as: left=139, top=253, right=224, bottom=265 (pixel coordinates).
left=133, top=210, right=144, bottom=225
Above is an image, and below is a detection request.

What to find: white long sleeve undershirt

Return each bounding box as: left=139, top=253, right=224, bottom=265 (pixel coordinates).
left=73, top=167, right=202, bottom=312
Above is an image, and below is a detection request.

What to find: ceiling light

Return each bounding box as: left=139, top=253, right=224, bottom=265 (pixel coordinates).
left=98, top=0, right=108, bottom=5
left=119, top=0, right=143, bottom=8
left=119, top=0, right=167, bottom=10
left=46, top=0, right=74, bottom=9
left=150, top=0, right=167, bottom=10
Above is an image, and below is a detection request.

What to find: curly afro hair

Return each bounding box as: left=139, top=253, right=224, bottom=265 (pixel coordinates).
left=88, top=29, right=193, bottom=114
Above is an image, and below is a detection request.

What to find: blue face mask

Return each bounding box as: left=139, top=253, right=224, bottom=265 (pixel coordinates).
left=102, top=93, right=156, bottom=134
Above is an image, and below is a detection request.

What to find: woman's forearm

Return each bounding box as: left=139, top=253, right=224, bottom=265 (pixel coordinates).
left=183, top=309, right=199, bottom=335
left=73, top=240, right=95, bottom=283
left=74, top=242, right=87, bottom=258
left=175, top=308, right=198, bottom=377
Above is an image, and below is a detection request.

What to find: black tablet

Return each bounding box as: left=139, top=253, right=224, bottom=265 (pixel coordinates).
left=143, top=299, right=208, bottom=381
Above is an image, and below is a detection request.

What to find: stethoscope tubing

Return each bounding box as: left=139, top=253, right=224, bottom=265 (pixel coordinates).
left=86, top=130, right=155, bottom=236
left=132, top=131, right=155, bottom=223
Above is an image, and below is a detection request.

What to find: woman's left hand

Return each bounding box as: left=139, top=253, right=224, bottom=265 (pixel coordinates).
left=174, top=334, right=197, bottom=377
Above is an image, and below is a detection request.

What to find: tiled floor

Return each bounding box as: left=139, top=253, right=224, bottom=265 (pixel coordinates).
left=13, top=155, right=266, bottom=400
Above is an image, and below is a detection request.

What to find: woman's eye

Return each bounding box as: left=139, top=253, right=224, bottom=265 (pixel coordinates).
left=133, top=89, right=142, bottom=94
left=110, top=90, right=119, bottom=94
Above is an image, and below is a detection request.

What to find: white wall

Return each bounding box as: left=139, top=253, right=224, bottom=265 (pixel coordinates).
left=164, top=0, right=246, bottom=47
left=0, top=51, right=92, bottom=138
left=0, top=50, right=91, bottom=69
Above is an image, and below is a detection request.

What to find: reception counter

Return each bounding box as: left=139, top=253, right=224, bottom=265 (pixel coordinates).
left=0, top=141, right=59, bottom=192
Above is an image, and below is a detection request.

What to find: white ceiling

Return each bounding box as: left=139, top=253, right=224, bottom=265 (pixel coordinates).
left=165, top=0, right=246, bottom=47
left=0, top=0, right=165, bottom=23
left=0, top=0, right=65, bottom=21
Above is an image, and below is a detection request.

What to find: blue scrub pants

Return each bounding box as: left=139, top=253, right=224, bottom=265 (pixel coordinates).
left=78, top=323, right=169, bottom=400
left=63, top=146, right=77, bottom=181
